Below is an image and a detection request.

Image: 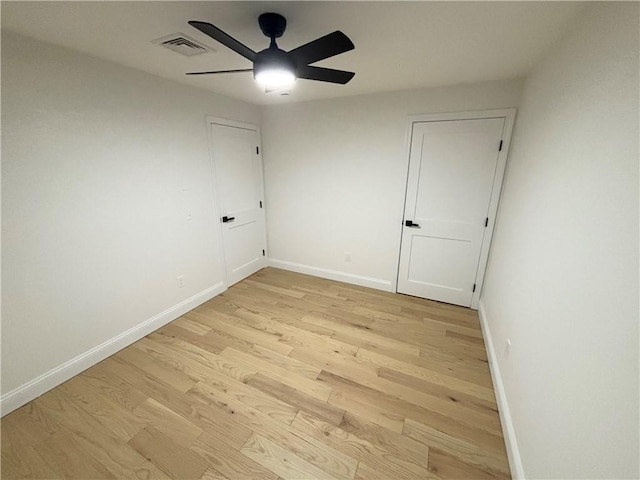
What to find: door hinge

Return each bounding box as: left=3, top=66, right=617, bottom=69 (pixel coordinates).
left=259, top=201, right=263, bottom=208
left=473, top=283, right=476, bottom=293
left=256, top=146, right=260, bottom=154
left=262, top=249, right=265, bottom=256
left=485, top=217, right=489, bottom=227
left=498, top=140, right=503, bottom=152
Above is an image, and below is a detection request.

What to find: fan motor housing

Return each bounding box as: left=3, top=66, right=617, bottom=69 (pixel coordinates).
left=253, top=48, right=296, bottom=76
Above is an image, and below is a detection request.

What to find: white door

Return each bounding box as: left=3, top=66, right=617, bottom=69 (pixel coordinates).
left=210, top=120, right=267, bottom=286
left=397, top=116, right=507, bottom=307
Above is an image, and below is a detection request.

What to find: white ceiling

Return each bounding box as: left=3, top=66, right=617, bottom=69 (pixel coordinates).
left=1, top=1, right=586, bottom=105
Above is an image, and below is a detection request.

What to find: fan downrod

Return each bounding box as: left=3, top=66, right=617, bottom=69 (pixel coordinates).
left=258, top=13, right=287, bottom=39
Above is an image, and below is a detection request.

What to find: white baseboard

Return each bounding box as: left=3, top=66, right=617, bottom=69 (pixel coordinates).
left=0, top=281, right=225, bottom=417
left=268, top=258, right=393, bottom=292
left=478, top=300, right=525, bottom=479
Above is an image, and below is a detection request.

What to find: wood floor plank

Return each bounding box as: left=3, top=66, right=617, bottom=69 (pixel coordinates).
left=354, top=461, right=439, bottom=480
left=86, top=356, right=157, bottom=388
left=1, top=444, right=61, bottom=480
left=173, top=316, right=213, bottom=335
left=401, top=304, right=480, bottom=329
left=378, top=366, right=498, bottom=413
left=32, top=389, right=146, bottom=472
left=331, top=330, right=422, bottom=359
left=137, top=334, right=255, bottom=383
left=276, top=322, right=359, bottom=356
left=188, top=366, right=299, bottom=425
left=354, top=302, right=484, bottom=338
left=446, top=329, right=486, bottom=345
left=302, top=313, right=416, bottom=354
left=181, top=313, right=257, bottom=353
left=1, top=267, right=509, bottom=480
left=240, top=434, right=338, bottom=480
left=334, top=333, right=491, bottom=387
left=132, top=398, right=203, bottom=447
left=129, top=368, right=254, bottom=450
left=221, top=290, right=308, bottom=323
left=339, top=411, right=428, bottom=469
left=220, top=347, right=333, bottom=402
left=200, top=300, right=338, bottom=338
left=80, top=364, right=152, bottom=410
left=355, top=347, right=496, bottom=403
left=404, top=418, right=510, bottom=476
left=318, top=370, right=505, bottom=449
left=199, top=316, right=294, bottom=356
left=1, top=412, right=61, bottom=479
left=214, top=307, right=356, bottom=357
left=291, top=410, right=432, bottom=480
left=328, top=389, right=405, bottom=433
left=356, top=314, right=489, bottom=359
left=242, top=278, right=307, bottom=298
left=119, top=350, right=198, bottom=394
left=190, top=432, right=279, bottom=480
left=332, top=285, right=477, bottom=322
left=428, top=447, right=507, bottom=480
left=421, top=316, right=485, bottom=339
left=107, top=353, right=254, bottom=450
left=28, top=387, right=167, bottom=479
left=53, top=423, right=167, bottom=480
left=303, top=307, right=375, bottom=331
left=36, top=429, right=116, bottom=479
left=247, top=373, right=346, bottom=426
left=313, top=355, right=502, bottom=436
left=245, top=344, right=322, bottom=380
left=1, top=401, right=59, bottom=446
left=288, top=345, right=380, bottom=382
left=58, top=375, right=146, bottom=441
left=188, top=379, right=358, bottom=480
left=158, top=322, right=225, bottom=355
left=200, top=469, right=230, bottom=480
left=353, top=304, right=453, bottom=333
left=128, top=426, right=208, bottom=479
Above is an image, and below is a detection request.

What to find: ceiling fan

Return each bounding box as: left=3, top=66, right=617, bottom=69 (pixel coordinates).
left=186, top=13, right=355, bottom=91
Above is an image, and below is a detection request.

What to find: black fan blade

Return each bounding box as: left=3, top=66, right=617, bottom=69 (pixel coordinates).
left=186, top=69, right=253, bottom=76
left=296, top=65, right=355, bottom=84
left=188, top=21, right=256, bottom=61
left=288, top=31, right=354, bottom=66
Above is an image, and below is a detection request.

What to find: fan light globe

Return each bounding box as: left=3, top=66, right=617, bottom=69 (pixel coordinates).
left=255, top=68, right=296, bottom=89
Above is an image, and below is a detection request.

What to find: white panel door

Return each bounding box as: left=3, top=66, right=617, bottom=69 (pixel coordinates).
left=397, top=117, right=505, bottom=307
left=211, top=121, right=266, bottom=286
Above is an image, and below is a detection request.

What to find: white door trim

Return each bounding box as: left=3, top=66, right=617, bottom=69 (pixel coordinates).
left=205, top=116, right=267, bottom=288
left=395, top=108, right=516, bottom=309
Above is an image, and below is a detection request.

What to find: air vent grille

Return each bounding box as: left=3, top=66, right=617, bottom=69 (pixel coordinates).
left=153, top=33, right=211, bottom=57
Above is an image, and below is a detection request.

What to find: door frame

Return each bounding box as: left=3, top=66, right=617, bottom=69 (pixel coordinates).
left=205, top=116, right=267, bottom=288
left=395, top=108, right=516, bottom=309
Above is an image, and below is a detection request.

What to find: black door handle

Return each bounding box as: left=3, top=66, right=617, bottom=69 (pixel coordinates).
left=222, top=216, right=235, bottom=223
left=405, top=220, right=420, bottom=228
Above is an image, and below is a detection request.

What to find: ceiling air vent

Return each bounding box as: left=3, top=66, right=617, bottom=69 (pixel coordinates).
left=153, top=33, right=212, bottom=57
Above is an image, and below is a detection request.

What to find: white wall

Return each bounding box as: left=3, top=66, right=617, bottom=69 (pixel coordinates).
left=481, top=3, right=639, bottom=479
left=1, top=32, right=260, bottom=408
left=262, top=80, right=523, bottom=289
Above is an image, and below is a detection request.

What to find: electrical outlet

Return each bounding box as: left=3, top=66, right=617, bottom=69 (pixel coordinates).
left=177, top=275, right=185, bottom=288
left=344, top=252, right=352, bottom=262
left=186, top=212, right=193, bottom=221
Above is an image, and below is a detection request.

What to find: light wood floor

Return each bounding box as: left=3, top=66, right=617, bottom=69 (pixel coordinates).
left=1, top=267, right=510, bottom=479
